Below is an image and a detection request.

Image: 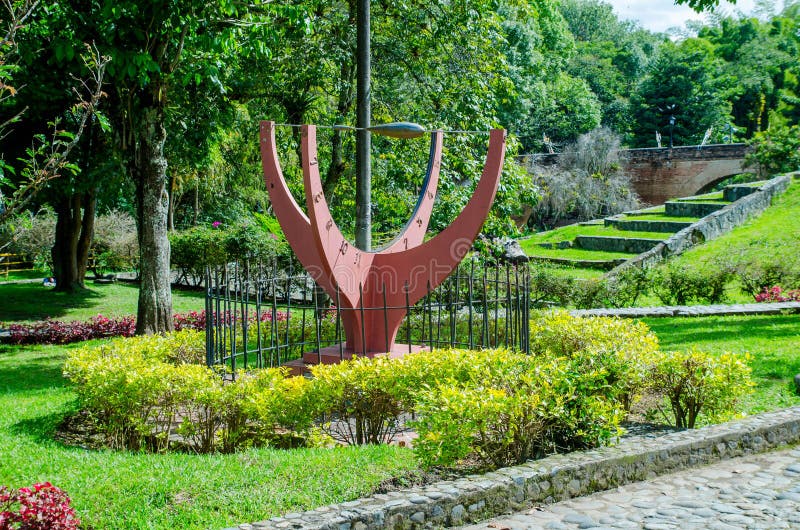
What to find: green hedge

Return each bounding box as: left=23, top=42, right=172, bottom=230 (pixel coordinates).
left=64, top=313, right=754, bottom=468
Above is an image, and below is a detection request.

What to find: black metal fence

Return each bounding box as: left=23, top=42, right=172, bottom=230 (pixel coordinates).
left=205, top=259, right=530, bottom=373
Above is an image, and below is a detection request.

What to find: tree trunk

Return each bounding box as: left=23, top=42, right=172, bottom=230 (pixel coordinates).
left=323, top=59, right=355, bottom=197
left=134, top=105, right=173, bottom=334
left=51, top=192, right=94, bottom=292
left=76, top=192, right=95, bottom=281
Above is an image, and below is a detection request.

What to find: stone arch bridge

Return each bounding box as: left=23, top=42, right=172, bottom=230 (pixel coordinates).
left=521, top=143, right=752, bottom=205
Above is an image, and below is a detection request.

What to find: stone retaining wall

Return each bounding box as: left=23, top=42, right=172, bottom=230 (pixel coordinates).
left=664, top=200, right=727, bottom=217
left=604, top=218, right=693, bottom=233
left=723, top=184, right=760, bottom=202
left=609, top=173, right=795, bottom=276
left=575, top=235, right=663, bottom=254
left=228, top=407, right=800, bottom=530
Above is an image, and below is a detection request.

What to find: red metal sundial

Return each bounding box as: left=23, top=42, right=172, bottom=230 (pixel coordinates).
left=260, top=120, right=505, bottom=359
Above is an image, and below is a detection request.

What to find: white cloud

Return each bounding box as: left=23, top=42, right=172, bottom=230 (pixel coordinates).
left=603, top=0, right=761, bottom=33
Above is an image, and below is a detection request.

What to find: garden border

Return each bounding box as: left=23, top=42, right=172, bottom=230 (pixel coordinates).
left=608, top=172, right=796, bottom=276
left=228, top=406, right=800, bottom=530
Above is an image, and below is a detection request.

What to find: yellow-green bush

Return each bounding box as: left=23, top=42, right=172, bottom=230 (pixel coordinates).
left=647, top=348, right=754, bottom=428
left=410, top=348, right=624, bottom=468
left=529, top=311, right=660, bottom=411
left=64, top=331, right=315, bottom=452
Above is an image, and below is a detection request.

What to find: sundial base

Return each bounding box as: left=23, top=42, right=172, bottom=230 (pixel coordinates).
left=281, top=343, right=430, bottom=377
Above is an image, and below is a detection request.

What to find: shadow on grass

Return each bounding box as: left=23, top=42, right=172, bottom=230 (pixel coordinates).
left=10, top=409, right=72, bottom=443
left=0, top=283, right=107, bottom=322
left=0, top=350, right=68, bottom=394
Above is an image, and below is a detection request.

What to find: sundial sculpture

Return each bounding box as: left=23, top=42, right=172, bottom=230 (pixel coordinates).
left=260, top=121, right=505, bottom=359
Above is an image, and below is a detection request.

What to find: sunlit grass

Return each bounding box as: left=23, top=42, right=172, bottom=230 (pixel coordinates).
left=0, top=343, right=416, bottom=529
left=640, top=313, right=800, bottom=415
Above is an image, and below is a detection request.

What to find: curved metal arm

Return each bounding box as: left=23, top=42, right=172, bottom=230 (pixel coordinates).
left=374, top=128, right=506, bottom=304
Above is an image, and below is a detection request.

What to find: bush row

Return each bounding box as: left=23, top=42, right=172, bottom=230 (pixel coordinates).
left=533, top=258, right=800, bottom=309
left=170, top=220, right=288, bottom=286
left=64, top=313, right=753, bottom=469
left=3, top=311, right=207, bottom=345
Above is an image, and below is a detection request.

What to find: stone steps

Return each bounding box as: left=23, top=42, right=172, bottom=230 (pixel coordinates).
left=574, top=235, right=665, bottom=254
left=604, top=217, right=693, bottom=233
left=665, top=200, right=727, bottom=217
left=723, top=183, right=761, bottom=202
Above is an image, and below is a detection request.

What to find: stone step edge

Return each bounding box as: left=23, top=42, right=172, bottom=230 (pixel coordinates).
left=571, top=301, right=800, bottom=319
left=229, top=406, right=800, bottom=530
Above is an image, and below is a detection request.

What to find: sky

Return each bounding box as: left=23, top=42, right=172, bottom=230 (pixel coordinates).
left=604, top=0, right=762, bottom=33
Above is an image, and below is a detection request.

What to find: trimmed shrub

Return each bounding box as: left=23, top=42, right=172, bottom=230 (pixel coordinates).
left=649, top=263, right=731, bottom=305
left=309, top=357, right=408, bottom=445
left=63, top=331, right=316, bottom=453
left=647, top=348, right=753, bottom=429
left=170, top=221, right=286, bottom=285
left=0, top=482, right=80, bottom=530
left=410, top=348, right=624, bottom=468
left=64, top=331, right=212, bottom=450
left=529, top=311, right=659, bottom=411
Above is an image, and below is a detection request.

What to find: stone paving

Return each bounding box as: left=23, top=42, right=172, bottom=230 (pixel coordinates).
left=571, top=301, right=800, bottom=319
left=459, top=447, right=800, bottom=530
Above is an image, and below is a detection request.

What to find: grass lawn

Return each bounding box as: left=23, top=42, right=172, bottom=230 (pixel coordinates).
left=0, top=282, right=205, bottom=323
left=532, top=264, right=607, bottom=280
left=0, top=269, right=47, bottom=282
left=640, top=313, right=800, bottom=416
left=673, top=191, right=724, bottom=201
left=520, top=224, right=670, bottom=247
left=663, top=179, right=800, bottom=274
left=0, top=342, right=416, bottom=529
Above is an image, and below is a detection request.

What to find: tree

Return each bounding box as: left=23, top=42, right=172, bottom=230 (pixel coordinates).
left=629, top=40, right=729, bottom=147
left=527, top=72, right=602, bottom=148
left=80, top=0, right=285, bottom=333
left=699, top=15, right=798, bottom=138
left=744, top=124, right=800, bottom=177
left=0, top=1, right=107, bottom=236
left=675, top=0, right=736, bottom=12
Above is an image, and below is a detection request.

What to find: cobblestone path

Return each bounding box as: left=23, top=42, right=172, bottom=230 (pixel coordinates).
left=459, top=447, right=800, bottom=530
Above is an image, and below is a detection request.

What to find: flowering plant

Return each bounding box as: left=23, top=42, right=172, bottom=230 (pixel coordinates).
left=754, top=285, right=800, bottom=303
left=0, top=482, right=80, bottom=530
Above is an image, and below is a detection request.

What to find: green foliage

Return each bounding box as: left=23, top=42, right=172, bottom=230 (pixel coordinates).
left=411, top=347, right=624, bottom=468
left=630, top=40, right=730, bottom=147
left=309, top=357, right=408, bottom=445
left=63, top=331, right=317, bottom=452
left=63, top=331, right=212, bottom=450
left=734, top=258, right=800, bottom=297
left=641, top=313, right=800, bottom=416
left=527, top=73, right=602, bottom=145
left=745, top=124, right=800, bottom=177
left=529, top=311, right=659, bottom=411
left=649, top=263, right=731, bottom=305
left=1, top=344, right=416, bottom=530
left=530, top=264, right=575, bottom=307
left=169, top=221, right=285, bottom=284
left=647, top=348, right=753, bottom=428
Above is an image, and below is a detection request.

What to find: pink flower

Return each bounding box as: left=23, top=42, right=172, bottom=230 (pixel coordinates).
left=212, top=221, right=222, bottom=228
